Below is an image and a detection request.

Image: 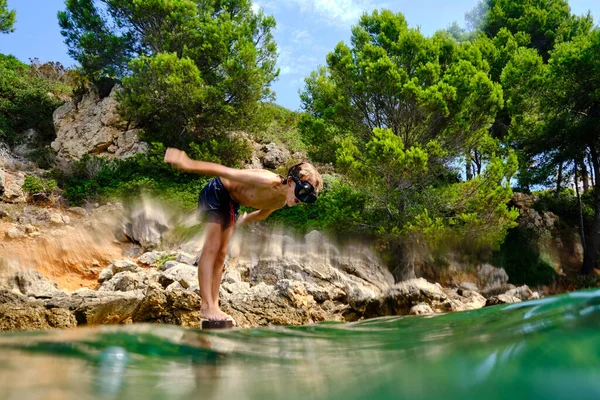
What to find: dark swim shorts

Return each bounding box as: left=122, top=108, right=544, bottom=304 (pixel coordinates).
left=198, top=177, right=240, bottom=228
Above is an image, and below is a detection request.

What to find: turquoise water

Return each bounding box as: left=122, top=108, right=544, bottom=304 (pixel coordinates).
left=1, top=289, right=600, bottom=400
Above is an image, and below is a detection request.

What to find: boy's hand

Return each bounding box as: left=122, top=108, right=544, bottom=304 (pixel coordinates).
left=236, top=212, right=248, bottom=228
left=164, top=148, right=189, bottom=169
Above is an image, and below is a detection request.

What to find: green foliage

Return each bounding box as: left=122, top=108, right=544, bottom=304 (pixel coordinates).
left=474, top=0, right=593, bottom=60
left=267, top=175, right=369, bottom=234
left=251, top=103, right=306, bottom=154
left=22, top=175, right=61, bottom=203
left=492, top=227, right=558, bottom=286
left=0, top=0, right=15, bottom=34
left=0, top=55, right=67, bottom=144
left=188, top=134, right=252, bottom=168
left=59, top=0, right=278, bottom=148
left=300, top=10, right=502, bottom=167
left=54, top=143, right=208, bottom=208
left=533, top=189, right=594, bottom=228
left=22, top=175, right=59, bottom=195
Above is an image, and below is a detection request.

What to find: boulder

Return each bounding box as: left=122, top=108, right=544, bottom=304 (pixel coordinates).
left=122, top=197, right=171, bottom=249
left=260, top=142, right=290, bottom=168
left=51, top=86, right=148, bottom=162
left=0, top=170, right=26, bottom=203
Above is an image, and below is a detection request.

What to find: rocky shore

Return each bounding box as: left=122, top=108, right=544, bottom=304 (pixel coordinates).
left=0, top=197, right=539, bottom=332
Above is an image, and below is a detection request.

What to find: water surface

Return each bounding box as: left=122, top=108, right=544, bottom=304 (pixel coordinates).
left=1, top=289, right=599, bottom=399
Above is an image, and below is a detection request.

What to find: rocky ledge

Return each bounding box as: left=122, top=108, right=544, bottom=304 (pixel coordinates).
left=0, top=228, right=539, bottom=332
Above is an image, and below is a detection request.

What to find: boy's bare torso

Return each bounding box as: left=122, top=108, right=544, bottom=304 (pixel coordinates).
left=221, top=170, right=286, bottom=210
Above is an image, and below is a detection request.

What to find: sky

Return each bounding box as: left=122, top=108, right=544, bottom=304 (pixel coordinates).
left=1, top=0, right=599, bottom=111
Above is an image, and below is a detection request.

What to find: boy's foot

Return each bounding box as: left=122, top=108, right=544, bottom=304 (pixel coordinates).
left=200, top=307, right=236, bottom=326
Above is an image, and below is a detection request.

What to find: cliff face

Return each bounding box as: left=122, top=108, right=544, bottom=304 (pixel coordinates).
left=509, top=193, right=584, bottom=275
left=51, top=87, right=148, bottom=163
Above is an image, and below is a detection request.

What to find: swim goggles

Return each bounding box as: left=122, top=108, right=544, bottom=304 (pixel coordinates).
left=290, top=175, right=317, bottom=203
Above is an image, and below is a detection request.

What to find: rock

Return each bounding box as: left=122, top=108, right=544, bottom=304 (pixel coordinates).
left=458, top=290, right=487, bottom=310
left=48, top=212, right=64, bottom=225
left=132, top=286, right=202, bottom=328
left=386, top=278, right=447, bottom=314
left=459, top=282, right=480, bottom=293
left=101, top=271, right=143, bottom=292
left=512, top=192, right=538, bottom=210
left=6, top=225, right=26, bottom=239
left=0, top=304, right=77, bottom=332
left=477, top=264, right=509, bottom=291
left=260, top=142, right=290, bottom=168
left=111, top=259, right=140, bottom=274
left=486, top=294, right=522, bottom=306
left=504, top=285, right=534, bottom=301
left=176, top=252, right=197, bottom=266
left=122, top=197, right=171, bottom=249
left=138, top=251, right=170, bottom=267
left=62, top=215, right=71, bottom=225
left=0, top=170, right=26, bottom=203
left=410, top=303, right=434, bottom=315
left=98, top=267, right=113, bottom=284
left=160, top=263, right=198, bottom=291
left=51, top=86, right=148, bottom=162
left=68, top=207, right=88, bottom=217
left=15, top=269, right=63, bottom=298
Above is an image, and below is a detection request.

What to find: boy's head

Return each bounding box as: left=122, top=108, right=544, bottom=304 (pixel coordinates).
left=287, top=162, right=323, bottom=193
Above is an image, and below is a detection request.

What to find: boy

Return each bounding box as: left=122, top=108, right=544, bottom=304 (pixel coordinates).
left=164, top=148, right=323, bottom=323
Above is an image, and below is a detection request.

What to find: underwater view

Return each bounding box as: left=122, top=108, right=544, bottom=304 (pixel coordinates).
left=1, top=289, right=599, bottom=400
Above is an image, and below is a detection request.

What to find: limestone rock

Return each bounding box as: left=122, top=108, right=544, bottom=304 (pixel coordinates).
left=15, top=269, right=63, bottom=299
left=0, top=170, right=26, bottom=203
left=51, top=86, right=147, bottom=162
left=410, top=303, right=434, bottom=315
left=6, top=225, right=26, bottom=239
left=122, top=197, right=171, bottom=249
left=477, top=264, right=509, bottom=291
left=260, top=142, right=290, bottom=168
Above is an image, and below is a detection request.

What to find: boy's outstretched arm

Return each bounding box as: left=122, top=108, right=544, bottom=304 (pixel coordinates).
left=164, top=148, right=271, bottom=184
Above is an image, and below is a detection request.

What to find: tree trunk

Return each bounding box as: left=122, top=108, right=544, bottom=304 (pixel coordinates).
left=581, top=160, right=590, bottom=193
left=466, top=152, right=473, bottom=181
left=581, top=146, right=600, bottom=275
left=555, top=162, right=563, bottom=199
left=588, top=151, right=595, bottom=187
left=574, top=162, right=587, bottom=256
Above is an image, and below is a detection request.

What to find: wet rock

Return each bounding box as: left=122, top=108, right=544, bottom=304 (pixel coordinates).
left=410, top=303, right=434, bottom=315
left=132, top=286, right=202, bottom=328
left=0, top=304, right=77, bottom=332
left=386, top=278, right=447, bottom=314
left=504, top=285, right=534, bottom=301
left=486, top=294, right=522, bottom=306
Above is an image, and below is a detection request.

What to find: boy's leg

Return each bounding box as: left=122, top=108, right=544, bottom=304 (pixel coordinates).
left=198, top=221, right=226, bottom=320
left=211, top=223, right=235, bottom=315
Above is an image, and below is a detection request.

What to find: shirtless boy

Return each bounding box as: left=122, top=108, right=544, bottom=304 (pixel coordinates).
left=164, top=148, right=323, bottom=322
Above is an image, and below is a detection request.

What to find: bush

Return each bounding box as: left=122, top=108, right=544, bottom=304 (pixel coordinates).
left=22, top=175, right=61, bottom=204
left=0, top=54, right=71, bottom=144
left=492, top=227, right=558, bottom=286
left=54, top=143, right=208, bottom=209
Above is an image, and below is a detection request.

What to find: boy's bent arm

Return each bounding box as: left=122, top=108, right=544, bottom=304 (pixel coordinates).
left=164, top=148, right=270, bottom=184
left=236, top=209, right=275, bottom=227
